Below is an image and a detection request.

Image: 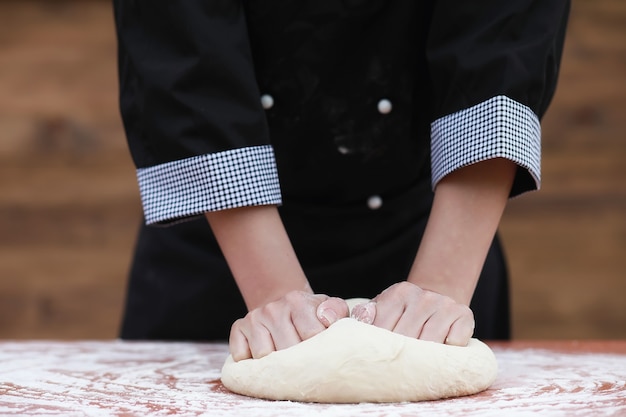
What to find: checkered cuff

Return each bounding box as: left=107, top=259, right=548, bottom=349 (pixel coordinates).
left=431, top=95, right=541, bottom=194
left=137, top=145, right=282, bottom=225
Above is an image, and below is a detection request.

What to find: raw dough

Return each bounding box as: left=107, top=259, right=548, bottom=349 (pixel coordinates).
left=221, top=299, right=498, bottom=403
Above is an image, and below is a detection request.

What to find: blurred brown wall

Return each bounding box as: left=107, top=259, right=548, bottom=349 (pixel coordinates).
left=0, top=0, right=624, bottom=340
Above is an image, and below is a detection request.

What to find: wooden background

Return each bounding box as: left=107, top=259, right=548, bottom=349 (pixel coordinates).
left=0, top=0, right=624, bottom=340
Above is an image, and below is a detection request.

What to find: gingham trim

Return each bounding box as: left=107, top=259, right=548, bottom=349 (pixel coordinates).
left=431, top=95, right=541, bottom=192
left=137, top=145, right=282, bottom=225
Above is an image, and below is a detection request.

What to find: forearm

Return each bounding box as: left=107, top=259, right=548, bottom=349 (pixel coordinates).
left=205, top=205, right=310, bottom=311
left=408, top=158, right=517, bottom=305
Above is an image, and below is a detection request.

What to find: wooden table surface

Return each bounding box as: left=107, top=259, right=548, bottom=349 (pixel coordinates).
left=0, top=340, right=624, bottom=417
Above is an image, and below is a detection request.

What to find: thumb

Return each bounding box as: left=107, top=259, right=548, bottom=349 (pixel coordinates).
left=350, top=301, right=377, bottom=325
left=316, top=297, right=349, bottom=328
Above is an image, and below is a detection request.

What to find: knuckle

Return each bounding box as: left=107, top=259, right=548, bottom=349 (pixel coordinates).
left=457, top=304, right=474, bottom=319
left=247, top=307, right=263, bottom=323
left=418, top=288, right=440, bottom=306
left=259, top=302, right=283, bottom=322
left=380, top=281, right=421, bottom=302
left=397, top=281, right=420, bottom=296
left=230, top=318, right=245, bottom=334
left=283, top=290, right=308, bottom=306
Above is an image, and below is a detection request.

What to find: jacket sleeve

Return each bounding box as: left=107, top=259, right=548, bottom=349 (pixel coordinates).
left=427, top=0, right=570, bottom=196
left=113, top=1, right=281, bottom=225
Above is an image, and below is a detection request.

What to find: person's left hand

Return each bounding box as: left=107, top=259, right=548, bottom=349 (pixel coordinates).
left=229, top=292, right=349, bottom=361
left=350, top=281, right=475, bottom=346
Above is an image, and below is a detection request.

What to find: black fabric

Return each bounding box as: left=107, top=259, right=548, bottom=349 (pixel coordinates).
left=113, top=1, right=270, bottom=168
left=114, top=1, right=570, bottom=197
left=120, top=218, right=244, bottom=340
left=427, top=0, right=571, bottom=119
left=245, top=1, right=431, bottom=203
left=116, top=0, right=570, bottom=342
left=121, top=178, right=510, bottom=341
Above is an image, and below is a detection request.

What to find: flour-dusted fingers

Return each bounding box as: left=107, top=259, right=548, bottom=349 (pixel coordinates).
left=288, top=294, right=349, bottom=341
left=351, top=301, right=376, bottom=324
left=315, top=297, right=350, bottom=328
left=282, top=292, right=328, bottom=341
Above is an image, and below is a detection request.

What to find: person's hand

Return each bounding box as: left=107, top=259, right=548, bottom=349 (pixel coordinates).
left=229, top=291, right=349, bottom=361
left=351, top=281, right=474, bottom=346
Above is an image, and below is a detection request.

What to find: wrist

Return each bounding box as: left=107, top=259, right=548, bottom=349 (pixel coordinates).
left=205, top=205, right=310, bottom=310
left=407, top=268, right=476, bottom=306
left=408, top=158, right=516, bottom=305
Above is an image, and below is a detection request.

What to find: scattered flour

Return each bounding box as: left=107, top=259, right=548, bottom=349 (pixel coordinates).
left=0, top=341, right=624, bottom=417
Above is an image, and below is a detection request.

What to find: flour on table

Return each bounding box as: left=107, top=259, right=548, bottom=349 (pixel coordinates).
left=1, top=340, right=625, bottom=416
left=221, top=299, right=498, bottom=403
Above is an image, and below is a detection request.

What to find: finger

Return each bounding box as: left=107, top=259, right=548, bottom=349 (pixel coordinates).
left=371, top=295, right=404, bottom=331
left=416, top=309, right=452, bottom=344
left=316, top=297, right=350, bottom=327
left=270, top=327, right=302, bottom=351
left=419, top=304, right=474, bottom=345
left=238, top=308, right=277, bottom=359
left=261, top=300, right=304, bottom=352
left=351, top=301, right=377, bottom=324
left=283, top=292, right=328, bottom=341
left=391, top=301, right=433, bottom=338
left=229, top=320, right=252, bottom=362
left=372, top=305, right=403, bottom=331
left=245, top=322, right=276, bottom=359
left=372, top=281, right=421, bottom=331
left=445, top=313, right=475, bottom=347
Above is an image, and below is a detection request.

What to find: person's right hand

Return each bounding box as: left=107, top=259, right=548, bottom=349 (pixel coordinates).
left=229, top=291, right=349, bottom=361
left=350, top=281, right=475, bottom=346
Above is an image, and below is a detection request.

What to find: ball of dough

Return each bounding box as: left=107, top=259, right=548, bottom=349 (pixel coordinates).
left=221, top=310, right=498, bottom=403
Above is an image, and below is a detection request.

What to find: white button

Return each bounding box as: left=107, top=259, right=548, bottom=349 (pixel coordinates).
left=367, top=195, right=383, bottom=210
left=261, top=94, right=274, bottom=110
left=337, top=146, right=350, bottom=154
left=377, top=98, right=392, bottom=114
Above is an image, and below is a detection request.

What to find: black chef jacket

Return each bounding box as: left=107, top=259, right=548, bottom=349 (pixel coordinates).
left=113, top=1, right=570, bottom=341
